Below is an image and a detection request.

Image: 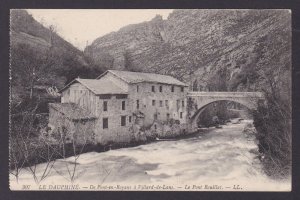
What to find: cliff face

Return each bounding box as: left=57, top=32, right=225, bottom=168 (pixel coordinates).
left=85, top=9, right=291, bottom=92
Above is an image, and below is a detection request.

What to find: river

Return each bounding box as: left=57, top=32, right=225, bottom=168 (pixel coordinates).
left=10, top=119, right=291, bottom=191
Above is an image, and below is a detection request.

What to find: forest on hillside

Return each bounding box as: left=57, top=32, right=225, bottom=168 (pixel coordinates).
left=10, top=10, right=107, bottom=112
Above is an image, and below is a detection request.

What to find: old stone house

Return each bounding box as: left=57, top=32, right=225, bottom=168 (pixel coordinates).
left=48, top=70, right=188, bottom=144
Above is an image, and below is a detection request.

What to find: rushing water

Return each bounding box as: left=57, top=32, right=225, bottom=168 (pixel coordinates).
left=10, top=119, right=291, bottom=191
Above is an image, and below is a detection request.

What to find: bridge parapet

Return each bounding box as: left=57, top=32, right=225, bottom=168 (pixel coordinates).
left=187, top=92, right=264, bottom=98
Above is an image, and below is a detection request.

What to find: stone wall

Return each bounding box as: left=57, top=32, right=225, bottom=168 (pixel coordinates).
left=127, top=82, right=188, bottom=126
left=48, top=106, right=96, bottom=145
left=94, top=95, right=133, bottom=145
left=149, top=121, right=187, bottom=138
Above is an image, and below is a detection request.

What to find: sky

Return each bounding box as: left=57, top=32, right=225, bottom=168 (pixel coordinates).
left=27, top=9, right=174, bottom=50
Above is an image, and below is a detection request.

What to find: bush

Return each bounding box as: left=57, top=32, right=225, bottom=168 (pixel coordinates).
left=253, top=92, right=291, bottom=179
left=243, top=122, right=256, bottom=136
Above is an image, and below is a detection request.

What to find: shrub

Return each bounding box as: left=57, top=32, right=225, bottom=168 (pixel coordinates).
left=253, top=92, right=291, bottom=179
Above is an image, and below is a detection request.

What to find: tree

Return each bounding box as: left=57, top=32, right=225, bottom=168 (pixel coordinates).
left=192, top=80, right=198, bottom=91
left=251, top=14, right=292, bottom=178
left=10, top=102, right=59, bottom=184
left=10, top=41, right=60, bottom=99
left=49, top=111, right=95, bottom=183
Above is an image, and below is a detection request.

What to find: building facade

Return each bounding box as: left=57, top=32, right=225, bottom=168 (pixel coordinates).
left=48, top=70, right=188, bottom=145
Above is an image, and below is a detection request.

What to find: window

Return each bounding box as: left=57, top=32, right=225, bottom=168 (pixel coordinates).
left=99, top=94, right=112, bottom=99
left=165, top=100, right=169, bottom=108
left=182, top=100, right=185, bottom=107
left=171, top=86, right=174, bottom=92
left=103, top=101, right=108, bottom=111
left=166, top=113, right=170, bottom=120
left=180, top=112, right=183, bottom=119
left=159, top=85, right=162, bottom=92
left=181, top=87, right=184, bottom=92
left=136, top=100, right=139, bottom=109
left=129, top=116, right=132, bottom=123
left=137, top=85, right=139, bottom=92
left=154, top=113, right=158, bottom=120
left=122, top=101, right=125, bottom=110
left=152, top=86, right=155, bottom=92
left=121, top=116, right=126, bottom=126
left=152, top=100, right=156, bottom=106
left=159, top=100, right=163, bottom=107
left=116, top=94, right=127, bottom=99
left=103, top=118, right=108, bottom=129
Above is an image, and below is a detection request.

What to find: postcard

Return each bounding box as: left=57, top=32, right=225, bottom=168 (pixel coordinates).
left=9, top=9, right=292, bottom=191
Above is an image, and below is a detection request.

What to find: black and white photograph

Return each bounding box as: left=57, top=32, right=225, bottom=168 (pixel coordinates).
left=9, top=9, right=292, bottom=191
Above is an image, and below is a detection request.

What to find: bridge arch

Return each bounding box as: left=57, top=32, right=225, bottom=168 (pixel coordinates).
left=186, top=92, right=264, bottom=132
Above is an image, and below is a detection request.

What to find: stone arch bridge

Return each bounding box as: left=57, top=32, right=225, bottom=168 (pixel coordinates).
left=187, top=92, right=264, bottom=132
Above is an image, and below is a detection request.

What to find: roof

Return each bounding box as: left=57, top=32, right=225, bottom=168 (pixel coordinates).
left=59, top=78, right=128, bottom=95
left=49, top=103, right=96, bottom=121
left=97, top=70, right=188, bottom=86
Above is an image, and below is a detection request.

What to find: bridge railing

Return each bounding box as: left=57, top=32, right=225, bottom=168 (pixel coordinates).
left=187, top=91, right=264, bottom=98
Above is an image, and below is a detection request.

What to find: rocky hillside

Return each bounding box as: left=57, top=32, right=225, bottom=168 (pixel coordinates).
left=10, top=10, right=85, bottom=58
left=85, top=9, right=291, bottom=92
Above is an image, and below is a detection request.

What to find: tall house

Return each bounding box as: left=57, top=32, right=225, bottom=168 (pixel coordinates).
left=49, top=70, right=188, bottom=144
left=96, top=70, right=188, bottom=126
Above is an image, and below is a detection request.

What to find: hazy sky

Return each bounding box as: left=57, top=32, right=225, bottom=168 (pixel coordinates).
left=27, top=9, right=174, bottom=50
